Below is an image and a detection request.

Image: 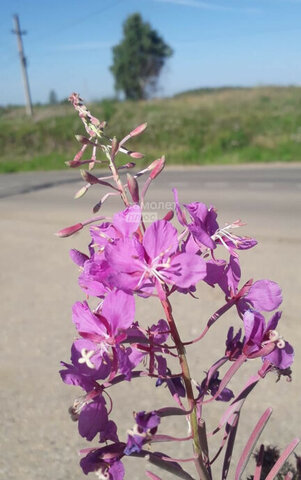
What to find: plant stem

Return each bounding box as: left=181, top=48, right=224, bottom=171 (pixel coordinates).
left=161, top=297, right=210, bottom=480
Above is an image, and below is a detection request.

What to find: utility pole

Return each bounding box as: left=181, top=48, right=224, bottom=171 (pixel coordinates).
left=12, top=14, right=33, bottom=117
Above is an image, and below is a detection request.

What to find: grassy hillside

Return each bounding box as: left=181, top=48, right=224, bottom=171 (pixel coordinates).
left=1, top=86, right=301, bottom=172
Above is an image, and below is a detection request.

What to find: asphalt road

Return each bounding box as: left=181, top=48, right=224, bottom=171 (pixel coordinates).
left=1, top=164, right=301, bottom=480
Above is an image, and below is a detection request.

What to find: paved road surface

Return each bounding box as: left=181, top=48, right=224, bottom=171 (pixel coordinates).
left=1, top=165, right=301, bottom=480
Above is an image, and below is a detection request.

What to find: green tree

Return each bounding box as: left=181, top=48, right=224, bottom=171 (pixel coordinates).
left=110, top=13, right=173, bottom=100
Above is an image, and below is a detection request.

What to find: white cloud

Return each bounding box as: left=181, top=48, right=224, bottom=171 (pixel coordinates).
left=154, top=0, right=261, bottom=12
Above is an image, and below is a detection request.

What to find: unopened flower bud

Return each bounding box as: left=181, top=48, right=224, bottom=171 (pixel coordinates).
left=111, top=137, right=119, bottom=158
left=129, top=122, right=147, bottom=138
left=124, top=162, right=136, bottom=169
left=163, top=210, right=174, bottom=221
left=75, top=135, right=91, bottom=145
left=55, top=223, right=83, bottom=237
left=149, top=156, right=165, bottom=180
left=74, top=185, right=88, bottom=199
left=129, top=151, right=144, bottom=159
left=81, top=169, right=99, bottom=185
left=127, top=174, right=140, bottom=203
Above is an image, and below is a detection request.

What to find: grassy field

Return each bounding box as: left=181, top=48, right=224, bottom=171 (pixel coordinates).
left=1, top=86, right=301, bottom=172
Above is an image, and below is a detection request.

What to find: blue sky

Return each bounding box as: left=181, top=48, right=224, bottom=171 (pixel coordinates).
left=1, top=0, right=301, bottom=105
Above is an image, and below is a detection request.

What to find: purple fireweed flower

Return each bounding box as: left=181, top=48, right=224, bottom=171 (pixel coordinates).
left=106, top=219, right=207, bottom=295
left=65, top=385, right=118, bottom=443
left=77, top=206, right=142, bottom=296
left=156, top=372, right=186, bottom=398
left=197, top=371, right=234, bottom=402
left=242, top=309, right=294, bottom=369
left=78, top=257, right=112, bottom=297
left=126, top=319, right=170, bottom=376
left=173, top=188, right=256, bottom=255
left=225, top=327, right=244, bottom=361
left=124, top=410, right=161, bottom=455
left=80, top=443, right=125, bottom=479
left=90, top=205, right=142, bottom=249
left=72, top=291, right=135, bottom=375
left=77, top=395, right=118, bottom=442
left=211, top=254, right=283, bottom=315
left=60, top=338, right=111, bottom=391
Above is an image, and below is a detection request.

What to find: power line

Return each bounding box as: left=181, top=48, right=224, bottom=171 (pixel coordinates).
left=28, top=0, right=123, bottom=48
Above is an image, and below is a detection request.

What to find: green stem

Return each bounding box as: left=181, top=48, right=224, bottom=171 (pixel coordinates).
left=161, top=298, right=210, bottom=480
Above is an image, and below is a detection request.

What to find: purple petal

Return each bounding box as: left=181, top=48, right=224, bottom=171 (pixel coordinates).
left=136, top=410, right=160, bottom=431
left=156, top=355, right=167, bottom=376
left=90, top=222, right=118, bottom=248
left=243, top=310, right=265, bottom=345
left=189, top=224, right=216, bottom=250
left=80, top=444, right=125, bottom=476
left=264, top=341, right=294, bottom=369
left=184, top=202, right=209, bottom=223
left=246, top=280, right=282, bottom=312
left=108, top=460, right=125, bottom=480
left=71, top=339, right=110, bottom=378
left=102, top=290, right=135, bottom=334
left=72, top=301, right=106, bottom=337
left=166, top=253, right=206, bottom=288
left=105, top=237, right=144, bottom=274
left=78, top=258, right=110, bottom=296
left=113, top=205, right=141, bottom=237
left=59, top=361, right=97, bottom=391
left=124, top=434, right=144, bottom=455
left=69, top=249, right=89, bottom=267
left=266, top=311, right=282, bottom=332
left=78, top=396, right=108, bottom=441
left=143, top=220, right=178, bottom=260
left=149, top=319, right=170, bottom=344
left=99, top=420, right=119, bottom=443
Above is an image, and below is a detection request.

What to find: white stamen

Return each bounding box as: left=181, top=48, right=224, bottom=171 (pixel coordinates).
left=276, top=339, right=285, bottom=349
left=95, top=469, right=109, bottom=480
left=78, top=348, right=95, bottom=369
left=261, top=330, right=285, bottom=349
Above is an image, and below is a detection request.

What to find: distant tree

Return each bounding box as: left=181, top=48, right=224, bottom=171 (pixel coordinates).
left=110, top=13, right=173, bottom=100
left=49, top=89, right=58, bottom=105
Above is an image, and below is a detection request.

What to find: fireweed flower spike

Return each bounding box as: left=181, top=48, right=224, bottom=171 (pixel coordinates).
left=58, top=95, right=299, bottom=479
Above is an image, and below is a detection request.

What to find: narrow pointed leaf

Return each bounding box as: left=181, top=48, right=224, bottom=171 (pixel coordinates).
left=147, top=452, right=195, bottom=480
left=146, top=472, right=162, bottom=480
left=202, top=354, right=246, bottom=404
left=234, top=408, right=273, bottom=480
left=253, top=444, right=264, bottom=480
left=222, top=412, right=240, bottom=479
left=265, top=438, right=300, bottom=480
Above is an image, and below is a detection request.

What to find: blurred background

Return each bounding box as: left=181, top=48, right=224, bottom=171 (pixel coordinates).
left=1, top=0, right=301, bottom=172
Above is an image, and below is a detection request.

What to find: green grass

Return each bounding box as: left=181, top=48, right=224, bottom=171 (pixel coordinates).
left=1, top=86, right=301, bottom=172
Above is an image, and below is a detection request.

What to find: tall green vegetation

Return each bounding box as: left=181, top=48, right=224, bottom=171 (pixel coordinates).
left=110, top=13, right=173, bottom=100
left=1, top=87, right=301, bottom=172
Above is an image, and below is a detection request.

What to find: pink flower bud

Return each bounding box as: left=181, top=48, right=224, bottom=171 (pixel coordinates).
left=55, top=223, right=83, bottom=237
left=129, top=151, right=144, bottom=159
left=75, top=135, right=90, bottom=145
left=163, top=210, right=174, bottom=221
left=74, top=185, right=88, bottom=199
left=129, top=122, right=147, bottom=138
left=124, top=162, right=136, bottom=169
left=127, top=174, right=140, bottom=203
left=111, top=137, right=119, bottom=158
left=149, top=156, right=165, bottom=180
left=80, top=169, right=99, bottom=185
